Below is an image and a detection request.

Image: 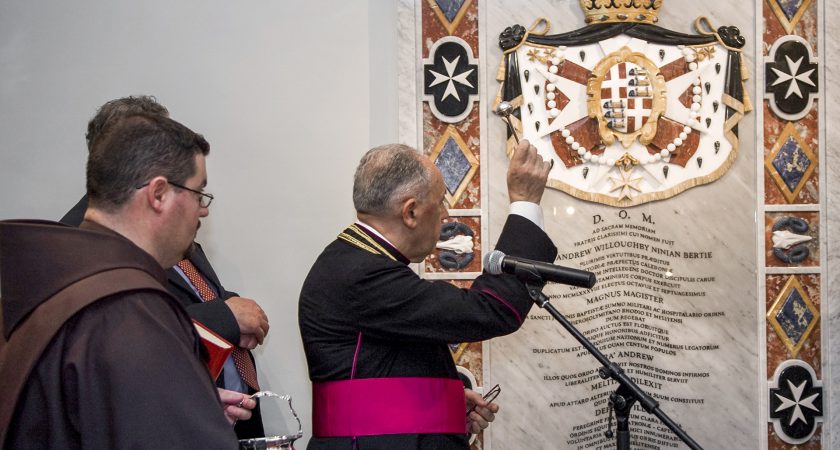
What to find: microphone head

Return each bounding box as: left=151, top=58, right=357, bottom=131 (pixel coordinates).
left=483, top=250, right=506, bottom=275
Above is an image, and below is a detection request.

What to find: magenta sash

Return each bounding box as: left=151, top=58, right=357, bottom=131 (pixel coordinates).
left=312, top=377, right=466, bottom=437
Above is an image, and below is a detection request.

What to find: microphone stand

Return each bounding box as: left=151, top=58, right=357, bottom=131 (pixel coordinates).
left=521, top=277, right=703, bottom=450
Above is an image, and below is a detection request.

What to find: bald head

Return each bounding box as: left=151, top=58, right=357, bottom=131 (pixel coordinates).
left=353, top=144, right=433, bottom=216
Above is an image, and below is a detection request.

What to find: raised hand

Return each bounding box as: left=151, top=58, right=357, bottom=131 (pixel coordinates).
left=506, top=139, right=552, bottom=204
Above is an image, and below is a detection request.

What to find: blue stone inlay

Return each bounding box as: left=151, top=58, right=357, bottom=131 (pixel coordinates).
left=435, top=137, right=472, bottom=195
left=435, top=0, right=466, bottom=23
left=775, top=0, right=804, bottom=21
left=772, top=136, right=811, bottom=192
left=775, top=288, right=814, bottom=346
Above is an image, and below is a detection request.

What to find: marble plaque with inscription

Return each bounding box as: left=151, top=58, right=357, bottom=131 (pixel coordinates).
left=484, top=1, right=758, bottom=449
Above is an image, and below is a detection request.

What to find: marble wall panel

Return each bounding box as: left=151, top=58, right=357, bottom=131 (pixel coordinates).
left=401, top=0, right=835, bottom=448
left=420, top=4, right=486, bottom=448
left=766, top=274, right=822, bottom=378
left=762, top=0, right=825, bottom=447
left=768, top=424, right=823, bottom=450
left=455, top=343, right=484, bottom=386
left=764, top=211, right=820, bottom=267
left=763, top=0, right=819, bottom=52
left=484, top=2, right=758, bottom=449
left=450, top=281, right=487, bottom=449
left=421, top=0, right=479, bottom=58
left=763, top=105, right=820, bottom=204
left=427, top=216, right=482, bottom=273
left=423, top=105, right=482, bottom=209
left=826, top=0, right=839, bottom=443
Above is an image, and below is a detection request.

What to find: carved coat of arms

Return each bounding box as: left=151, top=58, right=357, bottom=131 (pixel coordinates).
left=495, top=0, right=752, bottom=207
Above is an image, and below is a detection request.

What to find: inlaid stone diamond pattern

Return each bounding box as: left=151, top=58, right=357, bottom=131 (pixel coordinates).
left=775, top=289, right=813, bottom=346
left=765, top=122, right=816, bottom=203
left=435, top=0, right=466, bottom=22
left=430, top=125, right=479, bottom=207
left=774, top=0, right=805, bottom=21
left=768, top=276, right=820, bottom=358
left=771, top=136, right=811, bottom=192
left=767, top=0, right=813, bottom=34
left=436, top=137, right=472, bottom=195
left=427, top=0, right=472, bottom=35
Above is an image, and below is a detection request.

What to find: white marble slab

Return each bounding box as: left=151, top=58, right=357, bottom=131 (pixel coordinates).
left=482, top=1, right=758, bottom=449
left=397, top=0, right=419, bottom=147
left=824, top=0, right=838, bottom=447
left=397, top=1, right=835, bottom=448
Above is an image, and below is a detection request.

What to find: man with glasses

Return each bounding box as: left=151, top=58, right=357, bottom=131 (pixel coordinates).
left=59, top=96, right=269, bottom=439
left=0, top=113, right=253, bottom=448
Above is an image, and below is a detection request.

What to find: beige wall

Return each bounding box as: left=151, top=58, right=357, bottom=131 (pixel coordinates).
left=0, top=1, right=399, bottom=445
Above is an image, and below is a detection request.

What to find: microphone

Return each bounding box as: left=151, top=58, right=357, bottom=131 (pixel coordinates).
left=483, top=250, right=596, bottom=289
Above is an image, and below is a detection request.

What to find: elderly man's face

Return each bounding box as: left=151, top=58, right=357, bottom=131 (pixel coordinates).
left=408, top=164, right=449, bottom=263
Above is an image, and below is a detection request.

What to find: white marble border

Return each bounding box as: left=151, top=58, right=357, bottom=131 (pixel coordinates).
left=478, top=2, right=493, bottom=446
left=821, top=0, right=837, bottom=446
left=397, top=0, right=419, bottom=147
left=754, top=1, right=768, bottom=447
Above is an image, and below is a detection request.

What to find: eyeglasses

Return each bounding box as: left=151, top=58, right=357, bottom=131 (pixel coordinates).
left=136, top=181, right=214, bottom=208
left=170, top=181, right=214, bottom=208
left=466, top=384, right=501, bottom=416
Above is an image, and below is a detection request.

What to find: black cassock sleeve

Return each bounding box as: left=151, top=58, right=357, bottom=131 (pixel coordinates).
left=348, top=214, right=557, bottom=344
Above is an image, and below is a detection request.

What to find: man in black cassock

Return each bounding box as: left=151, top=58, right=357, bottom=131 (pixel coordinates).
left=0, top=113, right=255, bottom=448
left=299, top=139, right=558, bottom=449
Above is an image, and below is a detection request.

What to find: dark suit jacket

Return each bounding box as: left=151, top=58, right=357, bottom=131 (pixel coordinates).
left=61, top=195, right=264, bottom=439
left=168, top=243, right=241, bottom=344
left=168, top=243, right=264, bottom=439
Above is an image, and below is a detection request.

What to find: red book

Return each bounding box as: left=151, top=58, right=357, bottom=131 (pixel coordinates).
left=192, top=319, right=233, bottom=380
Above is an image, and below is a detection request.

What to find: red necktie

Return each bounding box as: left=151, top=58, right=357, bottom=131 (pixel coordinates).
left=177, top=259, right=260, bottom=390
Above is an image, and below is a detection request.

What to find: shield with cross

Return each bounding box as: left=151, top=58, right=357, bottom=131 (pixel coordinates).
left=495, top=2, right=751, bottom=207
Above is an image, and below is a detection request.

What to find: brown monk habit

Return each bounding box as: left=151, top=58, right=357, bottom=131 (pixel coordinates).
left=0, top=220, right=238, bottom=449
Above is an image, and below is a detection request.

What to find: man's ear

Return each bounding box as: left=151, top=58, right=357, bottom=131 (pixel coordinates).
left=145, top=177, right=169, bottom=213
left=400, top=197, right=419, bottom=229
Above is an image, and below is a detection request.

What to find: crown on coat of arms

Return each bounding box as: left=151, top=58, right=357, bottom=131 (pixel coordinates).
left=579, top=0, right=662, bottom=25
